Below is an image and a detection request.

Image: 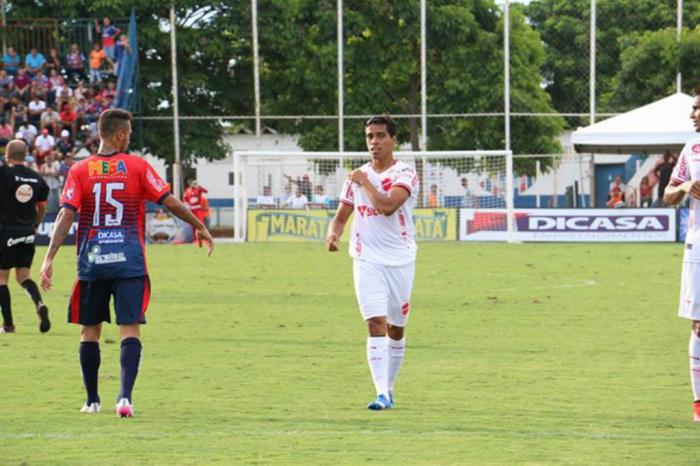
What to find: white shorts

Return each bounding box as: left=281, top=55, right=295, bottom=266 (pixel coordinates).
left=353, top=259, right=415, bottom=327
left=679, top=261, right=700, bottom=320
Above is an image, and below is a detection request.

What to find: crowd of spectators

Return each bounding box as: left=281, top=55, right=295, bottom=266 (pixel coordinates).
left=0, top=17, right=132, bottom=212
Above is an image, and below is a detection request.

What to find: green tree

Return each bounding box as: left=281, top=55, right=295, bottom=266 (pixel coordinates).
left=253, top=0, right=563, bottom=165
left=527, top=0, right=700, bottom=118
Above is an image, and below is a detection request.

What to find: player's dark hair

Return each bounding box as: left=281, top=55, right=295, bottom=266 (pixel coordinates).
left=6, top=139, right=27, bottom=161
left=693, top=86, right=700, bottom=97
left=98, top=108, right=132, bottom=138
left=365, top=114, right=397, bottom=137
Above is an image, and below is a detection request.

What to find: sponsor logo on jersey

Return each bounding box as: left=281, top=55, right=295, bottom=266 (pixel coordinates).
left=15, top=184, right=33, bottom=203
left=87, top=245, right=127, bottom=264
left=357, top=205, right=381, bottom=218
left=88, top=160, right=128, bottom=177
left=6, top=235, right=35, bottom=247
left=146, top=169, right=166, bottom=192
left=14, top=175, right=39, bottom=183
left=95, top=229, right=125, bottom=244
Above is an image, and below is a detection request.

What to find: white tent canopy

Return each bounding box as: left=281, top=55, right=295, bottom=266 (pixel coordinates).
left=572, top=93, right=696, bottom=154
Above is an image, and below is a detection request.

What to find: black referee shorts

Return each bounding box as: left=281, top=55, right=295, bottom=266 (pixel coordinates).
left=0, top=231, right=36, bottom=270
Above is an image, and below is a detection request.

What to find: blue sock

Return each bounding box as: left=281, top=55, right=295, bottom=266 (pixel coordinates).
left=119, top=337, right=142, bottom=403
left=79, top=342, right=100, bottom=404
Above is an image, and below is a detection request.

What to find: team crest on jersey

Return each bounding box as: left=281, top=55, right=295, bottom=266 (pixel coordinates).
left=15, top=184, right=33, bottom=203
left=381, top=178, right=393, bottom=191
left=89, top=160, right=128, bottom=177
left=693, top=144, right=700, bottom=154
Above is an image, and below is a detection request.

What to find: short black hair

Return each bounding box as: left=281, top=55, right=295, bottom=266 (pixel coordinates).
left=693, top=85, right=700, bottom=97
left=364, top=114, right=397, bottom=137
left=98, top=108, right=132, bottom=138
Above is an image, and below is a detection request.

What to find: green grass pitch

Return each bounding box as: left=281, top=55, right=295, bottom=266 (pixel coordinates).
left=1, top=242, right=698, bottom=465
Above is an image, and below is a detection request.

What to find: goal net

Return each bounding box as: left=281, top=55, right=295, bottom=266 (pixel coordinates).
left=232, top=150, right=514, bottom=242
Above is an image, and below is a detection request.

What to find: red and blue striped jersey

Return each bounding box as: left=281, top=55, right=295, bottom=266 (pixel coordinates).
left=60, top=153, right=171, bottom=280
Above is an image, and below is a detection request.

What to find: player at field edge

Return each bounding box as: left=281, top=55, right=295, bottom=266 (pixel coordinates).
left=39, top=109, right=214, bottom=417
left=663, top=86, right=700, bottom=421
left=326, top=114, right=419, bottom=410
left=0, top=139, right=51, bottom=334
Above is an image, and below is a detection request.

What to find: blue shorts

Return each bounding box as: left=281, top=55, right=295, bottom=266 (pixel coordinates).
left=67, top=276, right=151, bottom=326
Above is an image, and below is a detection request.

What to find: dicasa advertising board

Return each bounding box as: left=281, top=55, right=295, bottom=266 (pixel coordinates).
left=460, top=208, right=676, bottom=242
left=247, top=209, right=458, bottom=241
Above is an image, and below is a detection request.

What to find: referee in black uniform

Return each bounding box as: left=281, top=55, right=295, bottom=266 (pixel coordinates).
left=0, top=139, right=51, bottom=333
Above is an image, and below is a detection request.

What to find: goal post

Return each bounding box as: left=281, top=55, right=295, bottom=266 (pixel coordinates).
left=233, top=150, right=514, bottom=243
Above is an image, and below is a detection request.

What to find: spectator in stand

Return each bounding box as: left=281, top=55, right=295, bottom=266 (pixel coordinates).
left=25, top=48, right=46, bottom=78
left=40, top=105, right=61, bottom=136
left=0, top=69, right=12, bottom=88
left=47, top=69, right=66, bottom=105
left=10, top=99, right=28, bottom=128
left=17, top=120, right=38, bottom=145
left=58, top=151, right=76, bottom=182
left=56, top=129, right=75, bottom=159
left=114, top=34, right=131, bottom=76
left=32, top=71, right=49, bottom=101
left=2, top=47, right=20, bottom=75
left=59, top=101, right=78, bottom=135
left=461, top=177, right=477, bottom=208
left=28, top=94, right=47, bottom=127
left=89, top=43, right=111, bottom=84
left=0, top=118, right=13, bottom=147
left=0, top=79, right=11, bottom=117
left=39, top=153, right=61, bottom=212
left=34, top=127, right=56, bottom=166
left=284, top=187, right=309, bottom=210
left=13, top=68, right=31, bottom=101
left=65, top=44, right=86, bottom=82
left=607, top=186, right=625, bottom=208
left=639, top=175, right=653, bottom=208
left=609, top=175, right=626, bottom=194
left=311, top=185, right=330, bottom=209
left=256, top=186, right=276, bottom=208
left=281, top=184, right=293, bottom=205
left=654, top=150, right=676, bottom=206
left=73, top=81, right=89, bottom=101
left=95, top=17, right=122, bottom=62
left=428, top=184, right=439, bottom=208
left=284, top=173, right=312, bottom=199
left=182, top=177, right=209, bottom=243
left=45, top=48, right=63, bottom=77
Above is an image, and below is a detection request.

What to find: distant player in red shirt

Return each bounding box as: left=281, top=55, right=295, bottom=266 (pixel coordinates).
left=182, top=177, right=209, bottom=242
left=39, top=109, right=214, bottom=417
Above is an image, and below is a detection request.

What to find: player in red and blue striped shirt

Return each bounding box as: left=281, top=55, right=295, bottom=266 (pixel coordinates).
left=40, top=109, right=214, bottom=417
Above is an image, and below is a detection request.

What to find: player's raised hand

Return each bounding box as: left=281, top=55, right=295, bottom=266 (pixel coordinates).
left=326, top=232, right=339, bottom=252
left=39, top=259, right=53, bottom=291
left=197, top=227, right=215, bottom=256
left=349, top=170, right=368, bottom=185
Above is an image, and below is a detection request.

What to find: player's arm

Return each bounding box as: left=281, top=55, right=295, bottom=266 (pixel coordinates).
left=349, top=170, right=409, bottom=216
left=39, top=207, right=75, bottom=291
left=326, top=202, right=353, bottom=252
left=664, top=180, right=700, bottom=205
left=161, top=194, right=214, bottom=256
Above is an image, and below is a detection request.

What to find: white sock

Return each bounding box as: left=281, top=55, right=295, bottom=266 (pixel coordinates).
left=387, top=337, right=406, bottom=393
left=367, top=337, right=389, bottom=397
left=689, top=332, right=700, bottom=401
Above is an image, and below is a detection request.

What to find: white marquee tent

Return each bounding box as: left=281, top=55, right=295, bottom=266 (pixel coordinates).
left=572, top=93, right=696, bottom=154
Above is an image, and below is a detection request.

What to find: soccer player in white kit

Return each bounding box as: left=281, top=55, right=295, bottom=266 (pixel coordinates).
left=326, top=115, right=419, bottom=410
left=664, top=88, right=700, bottom=421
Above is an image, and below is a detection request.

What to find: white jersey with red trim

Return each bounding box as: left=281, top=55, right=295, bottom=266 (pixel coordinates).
left=672, top=137, right=700, bottom=262
left=339, top=160, right=419, bottom=266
